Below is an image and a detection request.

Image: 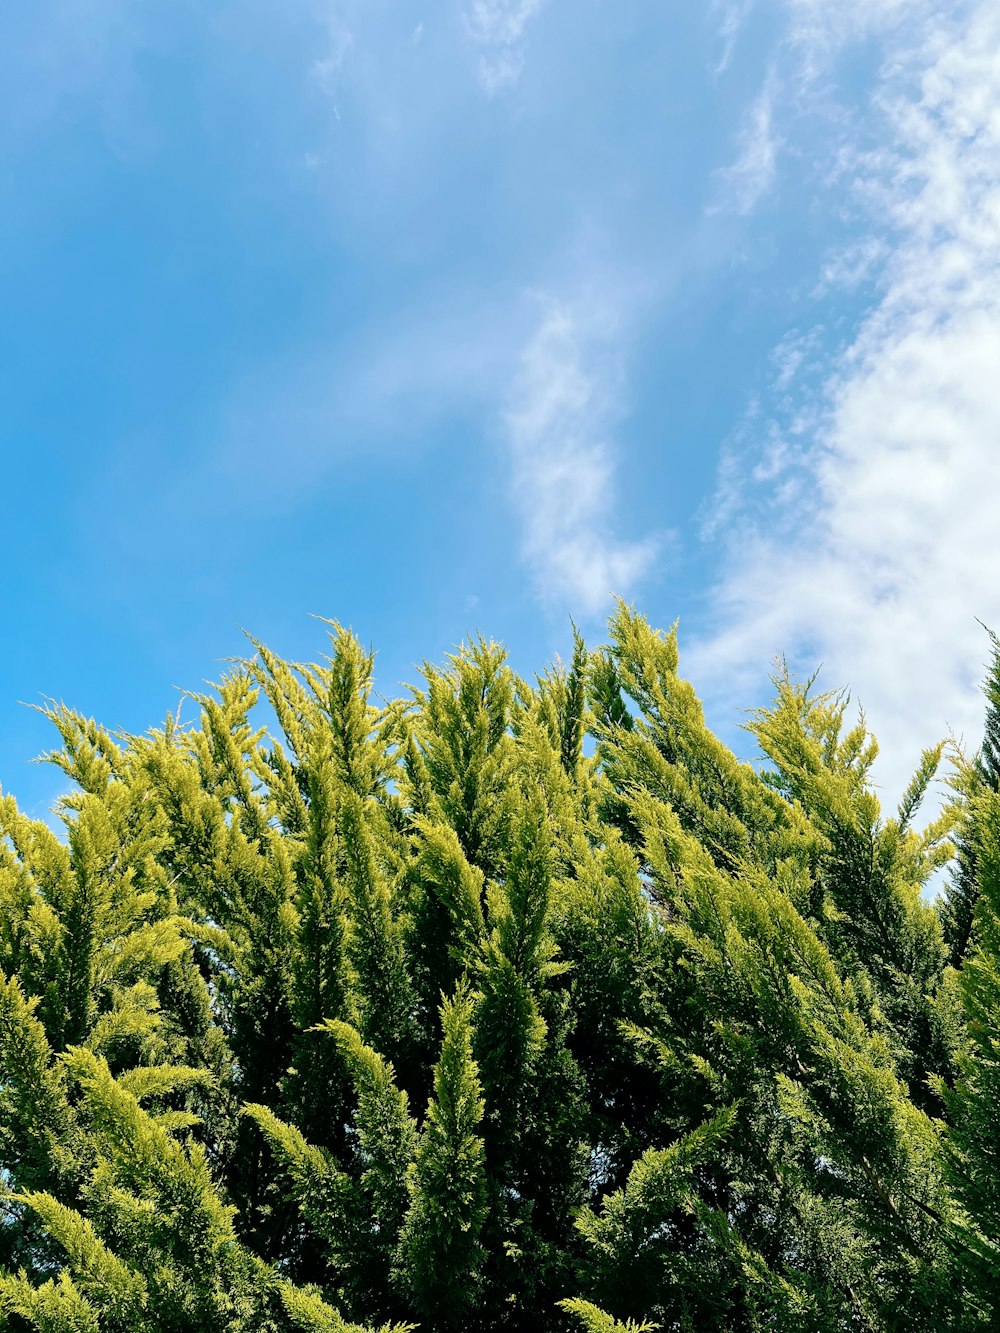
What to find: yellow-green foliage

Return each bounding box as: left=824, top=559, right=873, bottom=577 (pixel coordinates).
left=1, top=608, right=998, bottom=1331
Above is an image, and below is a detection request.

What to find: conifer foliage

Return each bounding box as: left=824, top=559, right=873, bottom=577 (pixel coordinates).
left=0, top=608, right=997, bottom=1329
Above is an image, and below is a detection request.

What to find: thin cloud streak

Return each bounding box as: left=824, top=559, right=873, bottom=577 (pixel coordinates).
left=713, top=68, right=780, bottom=214
left=712, top=0, right=755, bottom=76
left=505, top=300, right=659, bottom=617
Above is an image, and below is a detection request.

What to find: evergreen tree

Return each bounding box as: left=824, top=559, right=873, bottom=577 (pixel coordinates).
left=941, top=775, right=1000, bottom=1327
left=940, top=627, right=1000, bottom=968
left=3, top=608, right=999, bottom=1330
left=396, top=984, right=488, bottom=1329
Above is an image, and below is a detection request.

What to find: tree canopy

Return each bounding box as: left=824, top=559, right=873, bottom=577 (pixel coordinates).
left=1, top=607, right=999, bottom=1331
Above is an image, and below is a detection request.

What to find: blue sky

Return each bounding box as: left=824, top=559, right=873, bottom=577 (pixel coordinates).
left=4, top=0, right=1000, bottom=819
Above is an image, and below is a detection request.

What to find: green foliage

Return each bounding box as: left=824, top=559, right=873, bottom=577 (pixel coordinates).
left=941, top=780, right=1000, bottom=1327
left=559, top=1297, right=659, bottom=1332
left=1, top=606, right=998, bottom=1330
left=940, top=628, right=1000, bottom=969
left=396, top=984, right=487, bottom=1328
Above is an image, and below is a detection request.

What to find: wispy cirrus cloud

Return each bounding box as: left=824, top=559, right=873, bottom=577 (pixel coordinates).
left=712, top=0, right=755, bottom=76
left=782, top=0, right=931, bottom=72
left=713, top=0, right=943, bottom=216
left=504, top=298, right=659, bottom=616
left=694, top=1, right=1000, bottom=798
left=713, top=67, right=780, bottom=213
left=204, top=282, right=661, bottom=620
left=311, top=15, right=353, bottom=91
left=463, top=0, right=543, bottom=94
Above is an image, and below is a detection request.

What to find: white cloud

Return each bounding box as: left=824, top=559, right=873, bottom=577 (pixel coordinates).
left=716, top=0, right=944, bottom=216
left=782, top=0, right=929, bottom=73
left=207, top=284, right=660, bottom=621
left=505, top=300, right=659, bottom=616
left=311, top=15, right=353, bottom=92
left=694, top=2, right=1000, bottom=801
left=712, top=0, right=755, bottom=76
left=714, top=68, right=780, bottom=213
left=813, top=236, right=890, bottom=297
left=463, top=0, right=543, bottom=94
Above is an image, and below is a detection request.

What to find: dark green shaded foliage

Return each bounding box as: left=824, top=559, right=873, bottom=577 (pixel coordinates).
left=940, top=628, right=1000, bottom=969
left=0, top=608, right=997, bottom=1331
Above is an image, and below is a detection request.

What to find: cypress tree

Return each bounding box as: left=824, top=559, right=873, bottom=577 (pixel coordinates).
left=940, top=627, right=1000, bottom=968
left=3, top=608, right=999, bottom=1329
left=396, top=984, right=488, bottom=1328
left=941, top=777, right=1000, bottom=1327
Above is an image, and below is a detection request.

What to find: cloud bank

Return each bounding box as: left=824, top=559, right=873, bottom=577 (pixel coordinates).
left=696, top=1, right=1000, bottom=798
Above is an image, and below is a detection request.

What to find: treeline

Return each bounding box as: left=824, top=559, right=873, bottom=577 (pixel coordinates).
left=1, top=606, right=999, bottom=1331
